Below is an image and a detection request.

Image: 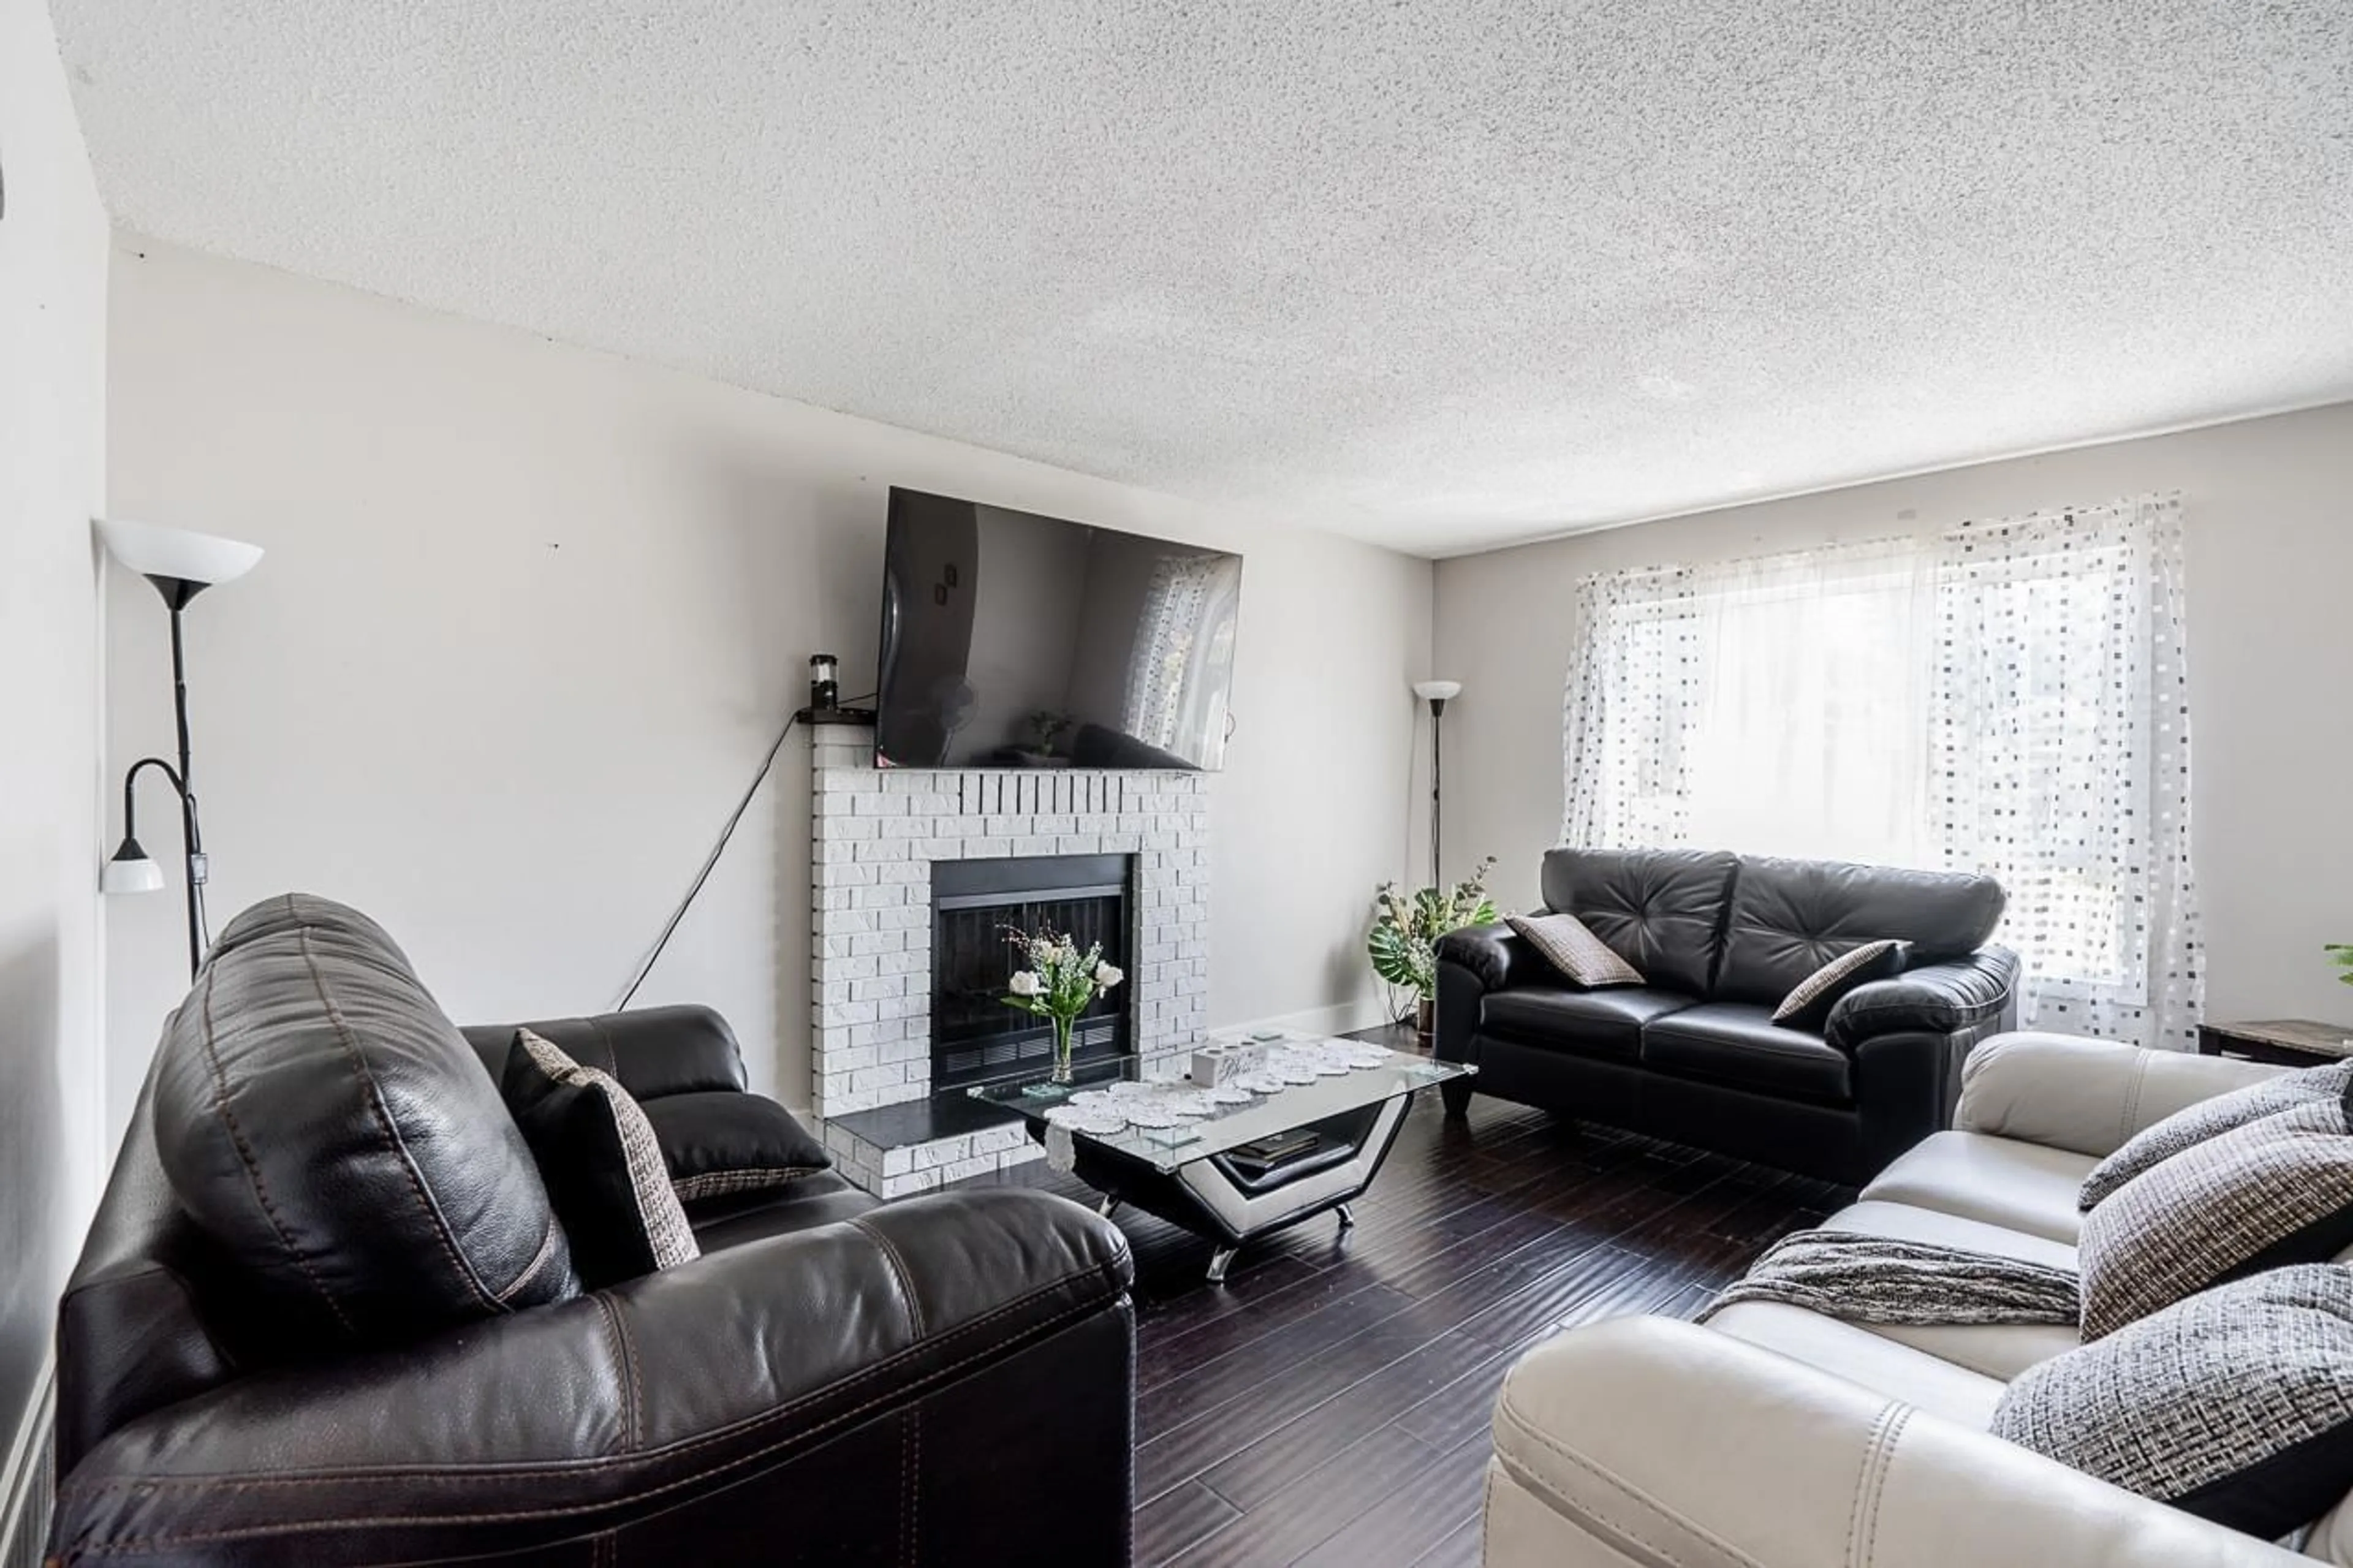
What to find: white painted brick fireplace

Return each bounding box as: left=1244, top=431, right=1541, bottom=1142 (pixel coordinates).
left=809, top=723, right=1210, bottom=1194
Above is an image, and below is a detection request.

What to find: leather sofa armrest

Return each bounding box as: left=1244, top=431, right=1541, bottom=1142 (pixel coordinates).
left=53, top=1190, right=1133, bottom=1564
left=1434, top=920, right=1536, bottom=993
left=1824, top=945, right=2018, bottom=1053
left=1487, top=1316, right=2299, bottom=1568
left=1956, top=1030, right=2285, bottom=1158
left=461, top=1004, right=751, bottom=1100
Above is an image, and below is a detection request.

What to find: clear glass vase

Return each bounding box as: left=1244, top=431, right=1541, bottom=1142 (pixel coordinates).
left=1050, top=1013, right=1077, bottom=1085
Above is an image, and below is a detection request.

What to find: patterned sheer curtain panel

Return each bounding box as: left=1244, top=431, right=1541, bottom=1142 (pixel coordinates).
left=1561, top=494, right=2200, bottom=1048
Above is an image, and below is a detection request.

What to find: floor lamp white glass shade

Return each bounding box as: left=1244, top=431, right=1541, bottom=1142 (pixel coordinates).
left=95, top=516, right=263, bottom=588
left=1412, top=680, right=1463, bottom=704
left=101, top=840, right=167, bottom=894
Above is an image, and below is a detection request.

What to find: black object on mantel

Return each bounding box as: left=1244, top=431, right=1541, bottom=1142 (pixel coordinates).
left=2197, top=1020, right=2353, bottom=1069
left=798, top=651, right=875, bottom=726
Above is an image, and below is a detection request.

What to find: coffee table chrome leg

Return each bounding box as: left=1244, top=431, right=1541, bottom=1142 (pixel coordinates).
left=1096, top=1194, right=1120, bottom=1220
left=1207, top=1246, right=1238, bottom=1285
left=1335, top=1202, right=1356, bottom=1231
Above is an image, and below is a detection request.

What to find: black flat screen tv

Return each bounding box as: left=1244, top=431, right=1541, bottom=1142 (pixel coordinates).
left=874, top=488, right=1244, bottom=770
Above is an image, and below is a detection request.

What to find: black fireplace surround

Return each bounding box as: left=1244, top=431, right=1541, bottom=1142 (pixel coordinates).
left=932, top=852, right=1134, bottom=1089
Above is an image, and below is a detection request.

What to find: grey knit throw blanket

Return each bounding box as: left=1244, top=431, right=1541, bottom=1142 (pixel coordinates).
left=1698, top=1229, right=2080, bottom=1327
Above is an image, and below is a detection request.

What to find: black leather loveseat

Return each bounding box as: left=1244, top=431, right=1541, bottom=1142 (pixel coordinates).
left=51, top=894, right=1135, bottom=1566
left=1435, top=849, right=2018, bottom=1184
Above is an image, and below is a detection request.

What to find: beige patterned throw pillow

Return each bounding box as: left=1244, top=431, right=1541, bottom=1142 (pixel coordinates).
left=505, top=1028, right=700, bottom=1286
left=1507, top=912, right=1645, bottom=988
left=1771, top=939, right=1910, bottom=1029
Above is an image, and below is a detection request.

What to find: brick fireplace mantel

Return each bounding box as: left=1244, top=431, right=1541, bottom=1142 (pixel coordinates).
left=809, top=725, right=1210, bottom=1140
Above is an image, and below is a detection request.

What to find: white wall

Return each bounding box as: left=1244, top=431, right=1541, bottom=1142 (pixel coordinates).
left=1436, top=402, right=2353, bottom=1026
left=105, top=240, right=1433, bottom=1119
left=0, top=0, right=109, bottom=1497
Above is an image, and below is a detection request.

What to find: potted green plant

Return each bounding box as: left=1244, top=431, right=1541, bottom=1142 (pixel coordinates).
left=2330, top=944, right=2353, bottom=988
left=1369, top=856, right=1500, bottom=1046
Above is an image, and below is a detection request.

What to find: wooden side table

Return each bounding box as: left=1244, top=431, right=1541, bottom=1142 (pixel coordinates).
left=2196, top=1019, right=2353, bottom=1069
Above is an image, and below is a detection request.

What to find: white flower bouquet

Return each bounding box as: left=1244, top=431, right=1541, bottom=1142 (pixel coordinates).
left=1002, top=926, right=1124, bottom=1085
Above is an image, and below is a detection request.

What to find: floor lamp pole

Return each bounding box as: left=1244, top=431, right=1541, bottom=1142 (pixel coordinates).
left=1430, top=703, right=1443, bottom=889
left=1412, top=681, right=1460, bottom=891
left=167, top=601, right=209, bottom=977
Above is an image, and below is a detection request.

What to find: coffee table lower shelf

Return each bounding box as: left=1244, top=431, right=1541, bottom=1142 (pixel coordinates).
left=1038, top=1092, right=1419, bottom=1283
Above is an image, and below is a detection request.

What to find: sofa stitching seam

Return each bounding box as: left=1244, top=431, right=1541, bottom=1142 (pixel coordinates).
left=1491, top=1394, right=1762, bottom=1568
left=588, top=1294, right=633, bottom=1455
left=58, top=1292, right=1123, bottom=1551
left=298, top=928, right=506, bottom=1314
left=193, top=953, right=357, bottom=1338
left=1845, top=1402, right=1896, bottom=1568
left=847, top=1217, right=927, bottom=1339
left=1487, top=1443, right=1699, bottom=1568
left=1841, top=1407, right=1872, bottom=1566
left=900, top=1406, right=917, bottom=1566
left=58, top=1260, right=1127, bottom=1498
left=496, top=1221, right=566, bottom=1305
left=2119, top=1051, right=2150, bottom=1148
left=611, top=1299, right=644, bottom=1452
left=1860, top=1405, right=1910, bottom=1567
left=586, top=1014, right=620, bottom=1080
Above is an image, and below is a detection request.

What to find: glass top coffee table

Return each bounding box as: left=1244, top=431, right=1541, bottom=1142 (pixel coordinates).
left=972, top=1040, right=1472, bottom=1282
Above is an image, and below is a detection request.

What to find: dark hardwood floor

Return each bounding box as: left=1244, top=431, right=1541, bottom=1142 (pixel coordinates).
left=953, top=1064, right=1852, bottom=1567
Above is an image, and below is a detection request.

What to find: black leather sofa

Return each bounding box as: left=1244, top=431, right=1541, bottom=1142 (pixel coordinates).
left=51, top=895, right=1135, bottom=1566
left=1435, top=849, right=2019, bottom=1184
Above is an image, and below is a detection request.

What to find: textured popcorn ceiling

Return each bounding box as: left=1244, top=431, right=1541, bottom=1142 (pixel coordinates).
left=52, top=1, right=2353, bottom=556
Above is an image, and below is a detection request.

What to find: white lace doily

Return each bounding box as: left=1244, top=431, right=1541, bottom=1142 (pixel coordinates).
left=1039, top=1041, right=1405, bottom=1146
left=1045, top=1104, right=1131, bottom=1135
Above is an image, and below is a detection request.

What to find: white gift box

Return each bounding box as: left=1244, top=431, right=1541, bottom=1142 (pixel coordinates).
left=1191, top=1045, right=1243, bottom=1086
left=1191, top=1042, right=1269, bottom=1086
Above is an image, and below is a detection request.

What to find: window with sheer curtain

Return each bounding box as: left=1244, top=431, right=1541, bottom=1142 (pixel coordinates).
left=1561, top=494, right=2200, bottom=1048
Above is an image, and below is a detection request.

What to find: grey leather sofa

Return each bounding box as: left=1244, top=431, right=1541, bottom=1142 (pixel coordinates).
left=1481, top=1032, right=2333, bottom=1567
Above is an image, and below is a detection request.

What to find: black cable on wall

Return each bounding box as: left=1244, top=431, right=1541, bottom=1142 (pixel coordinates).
left=611, top=695, right=874, bottom=1010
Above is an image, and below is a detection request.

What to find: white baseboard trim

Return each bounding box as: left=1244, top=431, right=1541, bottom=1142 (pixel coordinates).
left=1216, top=995, right=1397, bottom=1042
left=1, top=1355, right=55, bottom=1568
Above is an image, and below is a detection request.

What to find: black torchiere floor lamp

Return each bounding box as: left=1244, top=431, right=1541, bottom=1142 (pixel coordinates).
left=96, top=518, right=264, bottom=979
left=1413, top=679, right=1461, bottom=888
